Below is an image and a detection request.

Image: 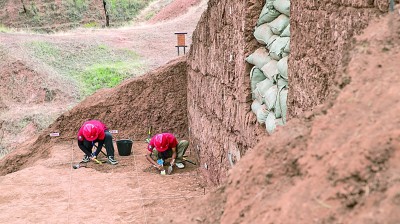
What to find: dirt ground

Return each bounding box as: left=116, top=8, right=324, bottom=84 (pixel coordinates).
left=149, top=0, right=202, bottom=23
left=0, top=141, right=209, bottom=223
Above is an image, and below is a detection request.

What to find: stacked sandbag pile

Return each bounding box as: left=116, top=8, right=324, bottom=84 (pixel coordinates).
left=246, top=0, right=290, bottom=134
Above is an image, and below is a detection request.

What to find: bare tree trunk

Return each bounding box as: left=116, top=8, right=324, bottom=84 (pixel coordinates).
left=103, top=0, right=110, bottom=27
left=21, top=0, right=27, bottom=13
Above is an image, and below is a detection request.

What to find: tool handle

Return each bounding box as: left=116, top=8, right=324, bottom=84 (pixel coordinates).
left=93, top=158, right=102, bottom=164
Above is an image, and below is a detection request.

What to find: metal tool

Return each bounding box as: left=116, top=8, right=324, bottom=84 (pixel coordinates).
left=72, top=162, right=87, bottom=169
left=145, top=126, right=152, bottom=143
left=93, top=144, right=108, bottom=157
left=183, top=157, right=196, bottom=165
left=93, top=158, right=103, bottom=164
left=167, top=165, right=173, bottom=175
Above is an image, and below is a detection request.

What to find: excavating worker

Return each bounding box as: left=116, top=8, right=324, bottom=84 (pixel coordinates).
left=77, top=119, right=118, bottom=165
left=145, top=132, right=189, bottom=174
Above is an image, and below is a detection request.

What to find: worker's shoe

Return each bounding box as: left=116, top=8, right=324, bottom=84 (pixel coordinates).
left=82, top=155, right=90, bottom=163
left=108, top=156, right=118, bottom=165
left=175, top=162, right=185, bottom=169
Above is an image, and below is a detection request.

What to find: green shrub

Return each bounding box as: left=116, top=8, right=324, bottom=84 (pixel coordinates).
left=144, top=11, right=155, bottom=20
left=64, top=0, right=88, bottom=21
left=83, top=22, right=99, bottom=28
left=106, top=0, right=149, bottom=21
left=0, top=24, right=9, bottom=33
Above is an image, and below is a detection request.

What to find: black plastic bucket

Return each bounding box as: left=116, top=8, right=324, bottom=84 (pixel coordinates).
left=116, top=139, right=133, bottom=156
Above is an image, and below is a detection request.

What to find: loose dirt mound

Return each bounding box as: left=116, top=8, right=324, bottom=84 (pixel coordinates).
left=150, top=0, right=202, bottom=23
left=162, top=11, right=400, bottom=224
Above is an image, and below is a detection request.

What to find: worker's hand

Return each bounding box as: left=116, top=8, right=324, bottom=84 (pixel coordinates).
left=170, top=159, right=175, bottom=167
left=90, top=153, right=97, bottom=161
left=153, top=164, right=164, bottom=171
left=157, top=164, right=164, bottom=171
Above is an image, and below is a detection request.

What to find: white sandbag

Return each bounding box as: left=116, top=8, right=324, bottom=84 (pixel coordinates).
left=254, top=23, right=274, bottom=45
left=280, top=24, right=290, bottom=37
left=246, top=47, right=271, bottom=69
left=250, top=67, right=266, bottom=99
left=279, top=88, right=288, bottom=123
left=277, top=56, right=288, bottom=80
left=265, top=111, right=277, bottom=134
left=256, top=104, right=269, bottom=124
left=282, top=52, right=289, bottom=57
left=261, top=60, right=279, bottom=82
left=254, top=77, right=274, bottom=103
left=264, top=85, right=278, bottom=110
left=284, top=39, right=290, bottom=53
left=277, top=78, right=288, bottom=89
left=257, top=2, right=281, bottom=26
left=274, top=86, right=287, bottom=118
left=269, top=14, right=289, bottom=35
left=276, top=118, right=284, bottom=126
left=267, top=35, right=279, bottom=49
left=269, top=37, right=290, bottom=60
left=251, top=99, right=263, bottom=114
left=273, top=0, right=290, bottom=16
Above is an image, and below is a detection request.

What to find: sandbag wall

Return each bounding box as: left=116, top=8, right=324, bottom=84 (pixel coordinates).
left=246, top=0, right=290, bottom=134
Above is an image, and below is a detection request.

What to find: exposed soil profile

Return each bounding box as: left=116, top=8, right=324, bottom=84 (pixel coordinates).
left=1, top=1, right=400, bottom=223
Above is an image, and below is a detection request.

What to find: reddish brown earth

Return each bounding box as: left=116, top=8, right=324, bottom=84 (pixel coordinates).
left=150, top=0, right=202, bottom=23
left=0, top=1, right=210, bottom=223
left=1, top=1, right=400, bottom=224
left=165, top=11, right=400, bottom=223
left=0, top=141, right=207, bottom=223
left=0, top=0, right=207, bottom=158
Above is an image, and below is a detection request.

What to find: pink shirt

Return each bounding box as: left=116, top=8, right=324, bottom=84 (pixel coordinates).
left=147, top=133, right=178, bottom=152
left=77, top=120, right=107, bottom=141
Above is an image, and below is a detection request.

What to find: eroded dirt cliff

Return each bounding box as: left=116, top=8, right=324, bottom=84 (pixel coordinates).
left=186, top=0, right=393, bottom=185
left=168, top=11, right=400, bottom=223
left=288, top=0, right=389, bottom=118
left=187, top=0, right=266, bottom=185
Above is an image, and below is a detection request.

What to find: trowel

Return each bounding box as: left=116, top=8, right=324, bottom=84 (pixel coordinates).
left=167, top=165, right=173, bottom=175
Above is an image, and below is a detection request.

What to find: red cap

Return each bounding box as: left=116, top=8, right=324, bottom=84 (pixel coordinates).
left=154, top=134, right=168, bottom=152
left=82, top=124, right=99, bottom=141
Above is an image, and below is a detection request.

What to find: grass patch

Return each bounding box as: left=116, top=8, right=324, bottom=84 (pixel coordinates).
left=144, top=11, right=156, bottom=20
left=0, top=24, right=10, bottom=33
left=28, top=41, right=60, bottom=58
left=106, top=0, right=152, bottom=22
left=83, top=22, right=99, bottom=28
left=80, top=61, right=141, bottom=95
left=24, top=41, right=145, bottom=98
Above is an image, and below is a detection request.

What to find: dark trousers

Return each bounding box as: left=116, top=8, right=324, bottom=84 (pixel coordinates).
left=79, top=131, right=115, bottom=157
left=151, top=140, right=189, bottom=163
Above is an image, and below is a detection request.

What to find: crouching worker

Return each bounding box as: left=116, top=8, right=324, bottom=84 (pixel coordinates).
left=77, top=119, right=118, bottom=165
left=145, top=132, right=189, bottom=173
